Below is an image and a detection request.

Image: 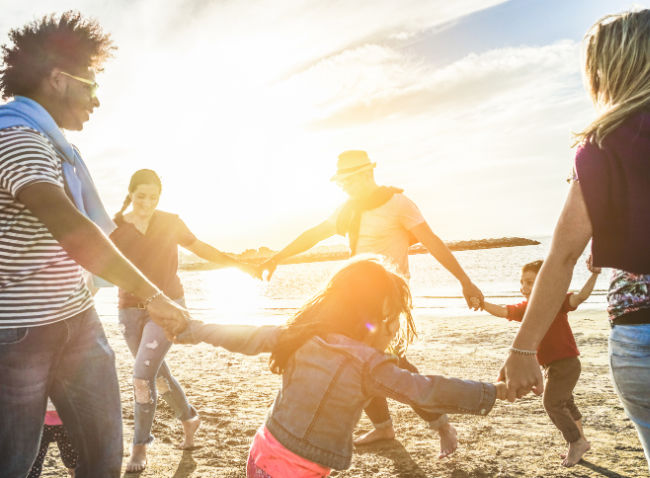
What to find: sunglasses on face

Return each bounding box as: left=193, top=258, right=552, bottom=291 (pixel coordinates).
left=60, top=71, right=99, bottom=97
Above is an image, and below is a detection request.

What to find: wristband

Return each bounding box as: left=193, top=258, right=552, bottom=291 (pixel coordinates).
left=142, top=290, right=163, bottom=308
left=509, top=346, right=537, bottom=356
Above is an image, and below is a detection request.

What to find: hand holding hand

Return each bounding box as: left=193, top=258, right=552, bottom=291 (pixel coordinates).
left=498, top=350, right=544, bottom=402
left=258, top=258, right=278, bottom=281
left=494, top=381, right=507, bottom=401
left=238, top=262, right=263, bottom=280
left=586, top=254, right=601, bottom=274
left=462, top=281, right=484, bottom=310
left=146, top=294, right=190, bottom=339
left=173, top=319, right=205, bottom=344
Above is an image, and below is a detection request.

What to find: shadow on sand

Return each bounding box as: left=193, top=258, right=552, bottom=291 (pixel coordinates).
left=171, top=450, right=197, bottom=478
left=355, top=440, right=428, bottom=478
left=578, top=459, right=636, bottom=478
left=122, top=449, right=197, bottom=478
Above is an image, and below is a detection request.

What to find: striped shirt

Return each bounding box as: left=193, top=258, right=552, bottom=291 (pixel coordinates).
left=0, top=126, right=93, bottom=328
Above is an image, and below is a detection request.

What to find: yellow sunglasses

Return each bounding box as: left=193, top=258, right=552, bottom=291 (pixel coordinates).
left=60, top=71, right=99, bottom=97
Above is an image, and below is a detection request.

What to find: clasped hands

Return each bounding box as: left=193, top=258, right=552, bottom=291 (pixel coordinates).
left=145, top=293, right=191, bottom=340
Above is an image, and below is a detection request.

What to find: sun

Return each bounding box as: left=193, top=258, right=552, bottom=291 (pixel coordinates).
left=186, top=268, right=276, bottom=326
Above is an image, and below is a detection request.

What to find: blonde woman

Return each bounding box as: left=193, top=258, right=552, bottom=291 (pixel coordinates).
left=500, top=10, right=650, bottom=468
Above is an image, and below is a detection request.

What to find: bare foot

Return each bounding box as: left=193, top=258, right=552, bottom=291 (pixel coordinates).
left=438, top=423, right=458, bottom=459
left=126, top=444, right=147, bottom=473
left=353, top=426, right=395, bottom=446
left=562, top=438, right=591, bottom=467
left=176, top=414, right=201, bottom=449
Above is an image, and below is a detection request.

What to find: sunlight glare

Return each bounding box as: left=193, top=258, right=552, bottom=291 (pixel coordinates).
left=190, top=268, right=272, bottom=326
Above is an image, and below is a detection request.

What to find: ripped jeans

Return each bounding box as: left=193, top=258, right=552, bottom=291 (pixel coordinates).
left=119, top=298, right=196, bottom=445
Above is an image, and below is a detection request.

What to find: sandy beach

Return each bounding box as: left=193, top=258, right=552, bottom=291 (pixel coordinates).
left=41, top=309, right=647, bottom=478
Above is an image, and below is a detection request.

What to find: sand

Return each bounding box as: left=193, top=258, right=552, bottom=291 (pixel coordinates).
left=41, top=309, right=647, bottom=477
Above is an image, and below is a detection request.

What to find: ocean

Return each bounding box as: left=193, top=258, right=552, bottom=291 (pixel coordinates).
left=93, top=235, right=610, bottom=325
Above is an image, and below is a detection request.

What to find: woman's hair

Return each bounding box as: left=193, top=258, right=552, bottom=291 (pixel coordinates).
left=269, top=257, right=416, bottom=374
left=0, top=11, right=115, bottom=99
left=576, top=9, right=650, bottom=147
left=114, top=169, right=162, bottom=222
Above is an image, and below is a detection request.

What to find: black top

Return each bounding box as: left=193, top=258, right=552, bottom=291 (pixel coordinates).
left=110, top=210, right=196, bottom=308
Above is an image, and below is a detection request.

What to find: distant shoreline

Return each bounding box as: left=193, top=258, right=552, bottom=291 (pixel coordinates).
left=180, top=236, right=540, bottom=271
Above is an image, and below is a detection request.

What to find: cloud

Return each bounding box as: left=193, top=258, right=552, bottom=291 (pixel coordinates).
left=287, top=40, right=585, bottom=129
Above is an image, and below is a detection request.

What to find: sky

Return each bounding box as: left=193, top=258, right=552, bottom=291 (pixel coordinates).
left=0, top=0, right=645, bottom=252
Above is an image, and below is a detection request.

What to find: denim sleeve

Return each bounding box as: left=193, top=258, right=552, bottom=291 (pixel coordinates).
left=365, top=355, right=496, bottom=417
left=176, top=320, right=282, bottom=355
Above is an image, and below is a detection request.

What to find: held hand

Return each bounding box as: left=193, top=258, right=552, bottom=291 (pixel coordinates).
left=498, top=351, right=544, bottom=402
left=494, top=381, right=507, bottom=401
left=586, top=254, right=601, bottom=274
left=239, top=262, right=262, bottom=280
left=462, top=281, right=484, bottom=310
left=146, top=294, right=190, bottom=338
left=258, top=259, right=278, bottom=281
left=173, top=319, right=205, bottom=344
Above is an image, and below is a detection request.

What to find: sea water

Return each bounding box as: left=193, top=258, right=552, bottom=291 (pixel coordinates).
left=94, top=236, right=610, bottom=325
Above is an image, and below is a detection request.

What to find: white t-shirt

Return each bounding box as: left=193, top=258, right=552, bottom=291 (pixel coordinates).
left=327, top=193, right=425, bottom=277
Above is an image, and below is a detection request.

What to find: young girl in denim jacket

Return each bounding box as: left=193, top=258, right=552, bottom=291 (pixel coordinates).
left=176, top=258, right=506, bottom=477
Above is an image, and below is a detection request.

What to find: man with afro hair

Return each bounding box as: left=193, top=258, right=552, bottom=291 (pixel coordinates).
left=0, top=12, right=190, bottom=477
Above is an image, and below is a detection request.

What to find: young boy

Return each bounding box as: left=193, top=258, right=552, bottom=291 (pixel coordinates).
left=482, top=258, right=600, bottom=467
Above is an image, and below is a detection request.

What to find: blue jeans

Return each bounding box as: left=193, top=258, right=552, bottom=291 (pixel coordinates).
left=610, top=324, right=650, bottom=470
left=0, top=307, right=122, bottom=478
left=120, top=298, right=195, bottom=445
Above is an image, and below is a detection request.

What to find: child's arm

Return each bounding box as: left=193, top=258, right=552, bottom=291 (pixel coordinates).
left=482, top=301, right=508, bottom=318
left=175, top=320, right=282, bottom=355
left=568, top=256, right=601, bottom=309
left=364, top=355, right=504, bottom=420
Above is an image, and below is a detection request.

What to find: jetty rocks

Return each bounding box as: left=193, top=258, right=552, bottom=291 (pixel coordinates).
left=181, top=237, right=540, bottom=270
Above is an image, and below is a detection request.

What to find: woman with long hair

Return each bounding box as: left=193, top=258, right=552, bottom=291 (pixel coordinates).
left=500, top=10, right=650, bottom=468
left=111, top=169, right=257, bottom=472
left=176, top=258, right=506, bottom=477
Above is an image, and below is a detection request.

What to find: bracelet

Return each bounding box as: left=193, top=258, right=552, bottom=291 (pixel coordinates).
left=509, top=346, right=537, bottom=356
left=141, top=290, right=163, bottom=308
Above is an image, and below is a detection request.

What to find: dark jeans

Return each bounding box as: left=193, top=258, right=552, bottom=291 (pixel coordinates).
left=0, top=307, right=123, bottom=478
left=542, top=356, right=582, bottom=443
left=365, top=355, right=447, bottom=429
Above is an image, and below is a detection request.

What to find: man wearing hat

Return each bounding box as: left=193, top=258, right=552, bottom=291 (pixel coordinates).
left=259, top=150, right=484, bottom=457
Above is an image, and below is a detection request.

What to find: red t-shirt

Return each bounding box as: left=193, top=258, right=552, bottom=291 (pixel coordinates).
left=506, top=294, right=579, bottom=366
left=110, top=211, right=196, bottom=309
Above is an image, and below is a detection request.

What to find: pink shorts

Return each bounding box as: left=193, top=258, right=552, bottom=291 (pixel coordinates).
left=246, top=454, right=273, bottom=478
left=246, top=426, right=331, bottom=478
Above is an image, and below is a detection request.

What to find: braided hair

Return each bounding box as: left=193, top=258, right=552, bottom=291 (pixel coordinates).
left=114, top=169, right=162, bottom=223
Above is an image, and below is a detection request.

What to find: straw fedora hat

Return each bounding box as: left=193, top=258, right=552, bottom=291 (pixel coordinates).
left=331, top=150, right=376, bottom=182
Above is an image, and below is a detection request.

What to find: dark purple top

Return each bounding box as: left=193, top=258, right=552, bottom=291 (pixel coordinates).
left=110, top=210, right=197, bottom=309
left=575, top=112, right=650, bottom=274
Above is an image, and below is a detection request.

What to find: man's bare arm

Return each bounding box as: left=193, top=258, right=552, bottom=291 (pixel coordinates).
left=18, top=182, right=158, bottom=299
left=260, top=220, right=337, bottom=279
left=410, top=221, right=484, bottom=308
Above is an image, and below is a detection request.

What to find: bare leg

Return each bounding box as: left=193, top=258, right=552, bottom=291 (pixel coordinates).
left=354, top=421, right=395, bottom=445
left=126, top=443, right=147, bottom=473
left=562, top=436, right=591, bottom=467
left=176, top=415, right=201, bottom=449
left=561, top=419, right=590, bottom=459
left=438, top=423, right=458, bottom=459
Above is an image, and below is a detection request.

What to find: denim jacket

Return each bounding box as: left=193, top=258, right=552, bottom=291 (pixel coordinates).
left=178, top=321, right=496, bottom=470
